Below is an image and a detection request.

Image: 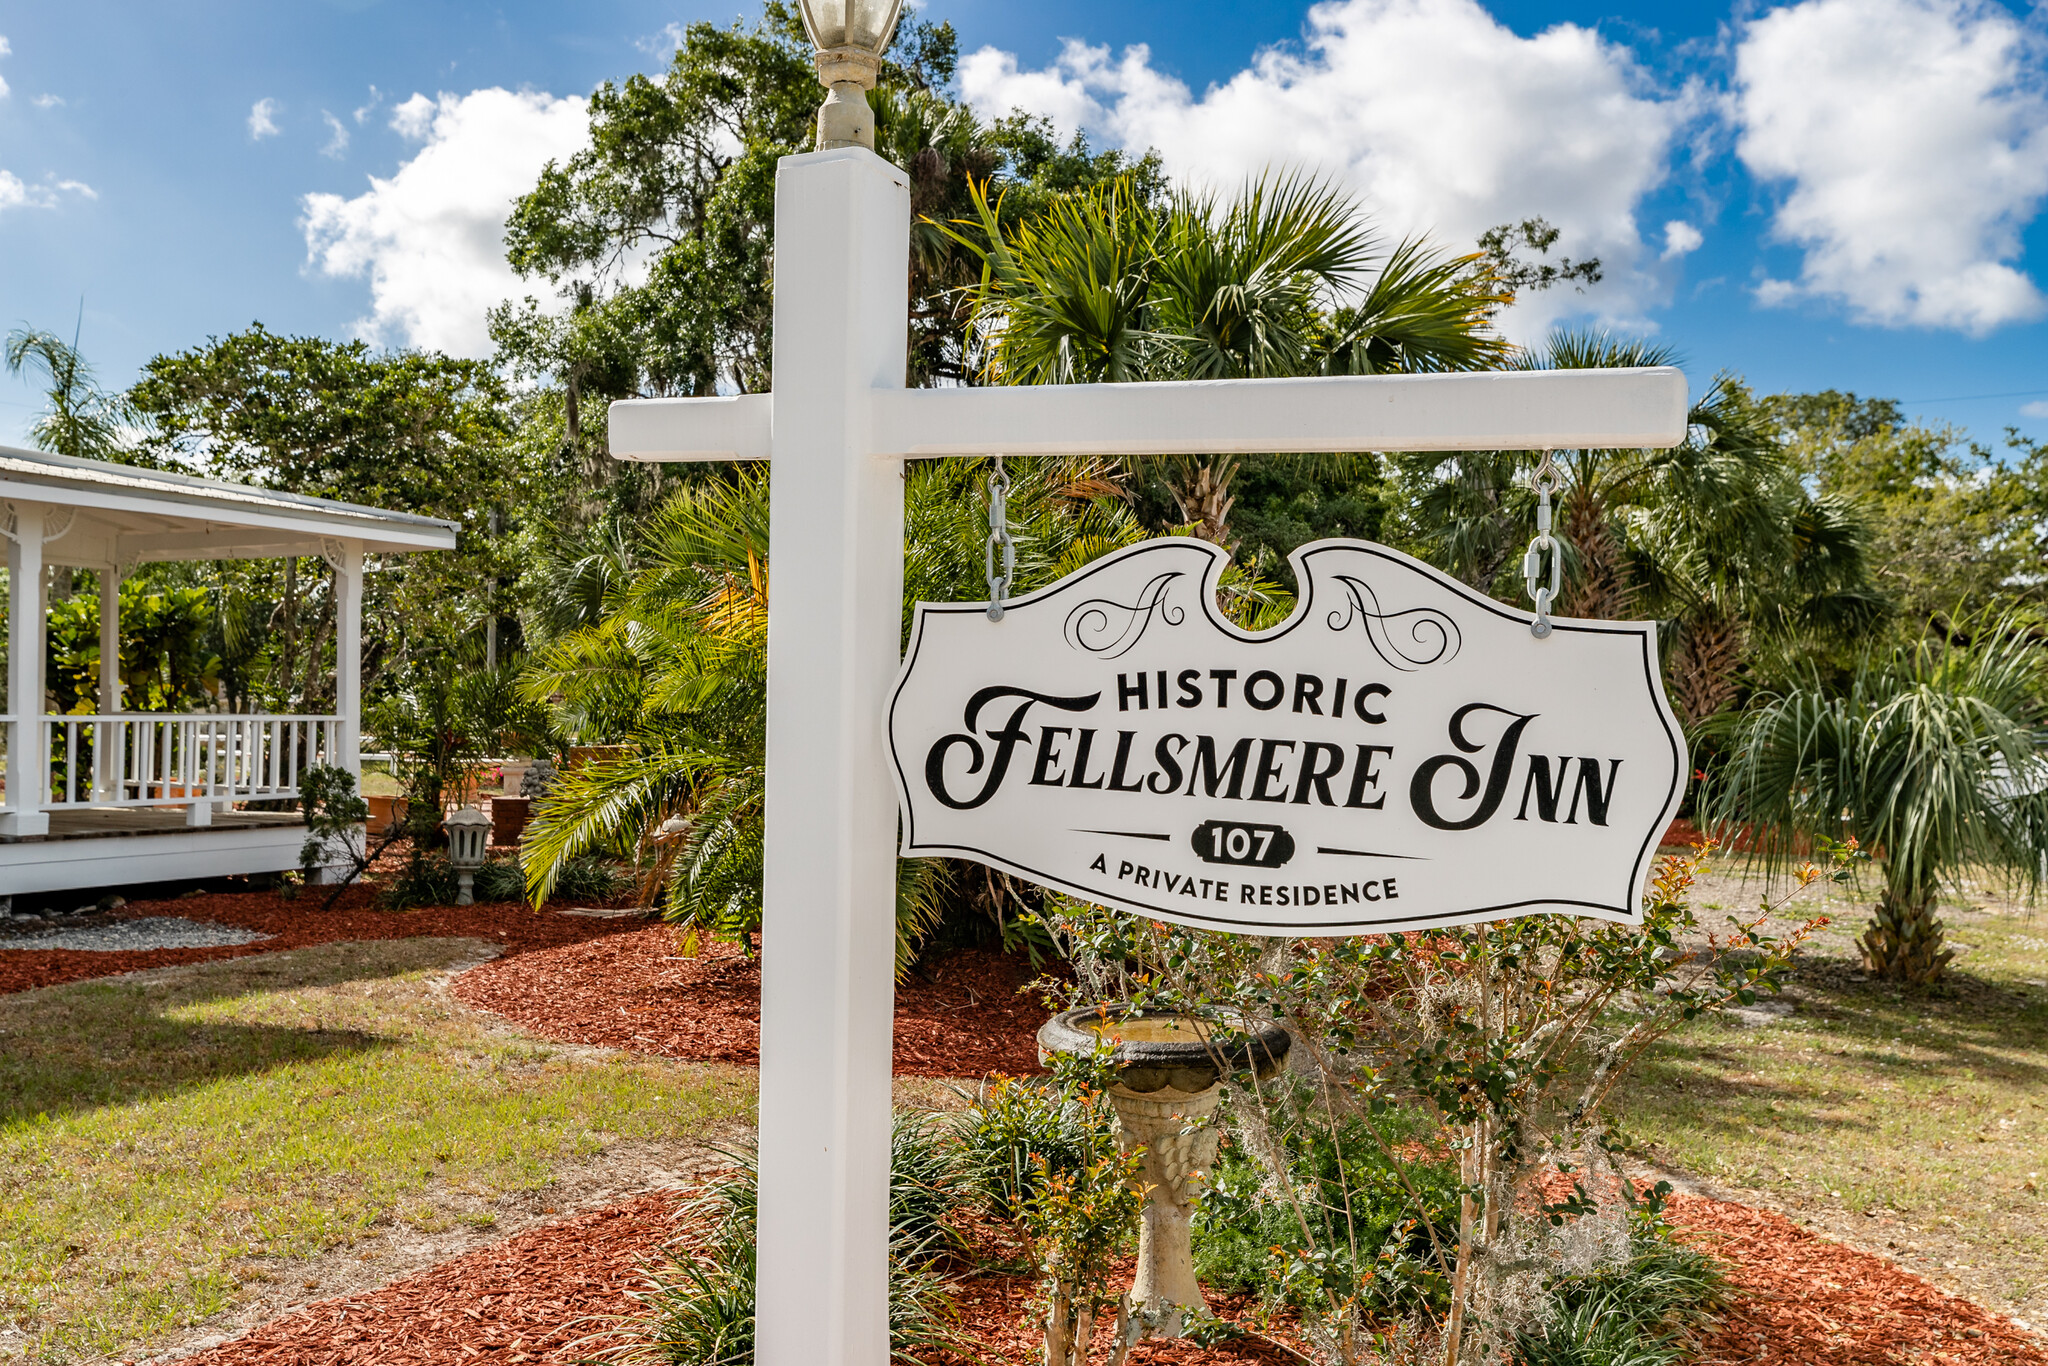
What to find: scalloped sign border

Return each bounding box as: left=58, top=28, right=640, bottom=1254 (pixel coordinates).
left=890, top=537, right=1686, bottom=935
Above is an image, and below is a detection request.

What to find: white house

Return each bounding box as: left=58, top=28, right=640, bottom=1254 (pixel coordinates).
left=0, top=446, right=458, bottom=897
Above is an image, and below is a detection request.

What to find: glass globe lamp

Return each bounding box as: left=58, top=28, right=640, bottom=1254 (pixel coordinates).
left=797, top=0, right=905, bottom=150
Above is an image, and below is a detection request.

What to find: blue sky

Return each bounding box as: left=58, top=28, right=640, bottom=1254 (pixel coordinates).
left=1, top=0, right=2045, bottom=452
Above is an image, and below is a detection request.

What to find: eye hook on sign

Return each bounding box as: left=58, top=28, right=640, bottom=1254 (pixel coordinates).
left=1522, top=451, right=1564, bottom=639
left=984, top=454, right=1017, bottom=621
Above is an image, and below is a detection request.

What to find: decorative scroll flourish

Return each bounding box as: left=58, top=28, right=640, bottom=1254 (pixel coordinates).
left=1327, top=574, right=1461, bottom=671
left=1063, top=571, right=1185, bottom=658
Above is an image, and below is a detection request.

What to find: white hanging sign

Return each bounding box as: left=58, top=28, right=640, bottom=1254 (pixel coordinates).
left=890, top=538, right=1686, bottom=935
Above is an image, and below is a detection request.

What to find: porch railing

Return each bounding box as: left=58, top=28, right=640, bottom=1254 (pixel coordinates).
left=40, top=714, right=341, bottom=816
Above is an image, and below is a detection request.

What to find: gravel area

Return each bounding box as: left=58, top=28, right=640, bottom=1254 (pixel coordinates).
left=0, top=916, right=273, bottom=952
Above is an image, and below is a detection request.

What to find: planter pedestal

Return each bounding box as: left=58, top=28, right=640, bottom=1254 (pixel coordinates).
left=1107, top=1081, right=1223, bottom=1330
left=1037, top=1004, right=1289, bottom=1341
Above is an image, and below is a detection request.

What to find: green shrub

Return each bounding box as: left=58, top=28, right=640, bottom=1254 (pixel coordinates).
left=1193, top=1107, right=1460, bottom=1317
left=588, top=1138, right=958, bottom=1365
left=953, top=1075, right=1100, bottom=1226
left=1513, top=1235, right=1730, bottom=1366
left=376, top=853, right=458, bottom=910
left=550, top=855, right=628, bottom=903
left=472, top=857, right=527, bottom=903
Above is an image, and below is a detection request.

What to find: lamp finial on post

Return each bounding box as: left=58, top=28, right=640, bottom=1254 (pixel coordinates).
left=797, top=0, right=905, bottom=150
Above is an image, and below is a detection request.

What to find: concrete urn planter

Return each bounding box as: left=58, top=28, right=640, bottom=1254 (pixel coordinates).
left=1037, top=1003, right=1290, bottom=1337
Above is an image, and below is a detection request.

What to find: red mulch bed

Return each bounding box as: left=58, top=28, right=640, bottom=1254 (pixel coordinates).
left=454, top=928, right=1051, bottom=1079
left=2, top=885, right=1050, bottom=1079
left=158, top=1186, right=2044, bottom=1365
left=1674, top=1193, right=2046, bottom=1365
left=169, top=1192, right=682, bottom=1366
left=0, top=884, right=645, bottom=998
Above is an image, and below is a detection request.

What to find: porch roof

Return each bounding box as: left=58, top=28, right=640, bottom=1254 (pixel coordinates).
left=0, top=445, right=460, bottom=564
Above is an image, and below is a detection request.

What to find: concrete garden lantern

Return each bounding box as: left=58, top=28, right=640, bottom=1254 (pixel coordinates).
left=796, top=0, right=903, bottom=150
left=446, top=806, right=491, bottom=906
left=1038, top=1004, right=1291, bottom=1337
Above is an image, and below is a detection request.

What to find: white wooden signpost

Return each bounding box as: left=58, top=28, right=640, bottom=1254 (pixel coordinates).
left=608, top=13, right=1689, bottom=1359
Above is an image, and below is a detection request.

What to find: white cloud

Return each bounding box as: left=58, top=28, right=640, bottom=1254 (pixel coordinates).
left=248, top=97, right=282, bottom=140
left=354, top=85, right=382, bottom=124
left=302, top=88, right=589, bottom=357
left=1733, top=0, right=2048, bottom=334
left=2021, top=399, right=2048, bottom=418
left=638, top=22, right=686, bottom=57
left=0, top=36, right=11, bottom=56
left=0, top=171, right=91, bottom=212
left=1661, top=220, right=1703, bottom=259
left=389, top=92, right=436, bottom=141
left=958, top=0, right=1694, bottom=339
left=320, top=110, right=350, bottom=159
left=31, top=93, right=61, bottom=109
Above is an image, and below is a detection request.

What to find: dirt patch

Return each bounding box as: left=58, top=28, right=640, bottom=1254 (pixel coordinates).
left=453, top=929, right=1052, bottom=1079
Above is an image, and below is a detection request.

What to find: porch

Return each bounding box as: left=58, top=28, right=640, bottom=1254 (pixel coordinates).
left=0, top=446, right=458, bottom=896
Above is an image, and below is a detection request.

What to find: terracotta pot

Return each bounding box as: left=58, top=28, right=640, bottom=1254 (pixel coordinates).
left=366, top=794, right=409, bottom=836
left=491, top=796, right=532, bottom=848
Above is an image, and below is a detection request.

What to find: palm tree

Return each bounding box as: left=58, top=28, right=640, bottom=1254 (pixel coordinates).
left=1705, top=616, right=2048, bottom=983
left=518, top=456, right=1185, bottom=977
left=4, top=324, right=132, bottom=461
left=1404, top=333, right=1875, bottom=725
left=950, top=172, right=1508, bottom=545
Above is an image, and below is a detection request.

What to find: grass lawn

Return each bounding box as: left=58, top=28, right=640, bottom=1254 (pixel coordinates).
left=0, top=938, right=753, bottom=1362
left=1616, top=864, right=2048, bottom=1327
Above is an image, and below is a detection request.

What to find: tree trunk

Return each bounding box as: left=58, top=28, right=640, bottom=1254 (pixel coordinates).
left=1861, top=886, right=1954, bottom=984
left=1558, top=487, right=1636, bottom=621
left=1668, top=608, right=1744, bottom=725
left=1164, top=457, right=1240, bottom=548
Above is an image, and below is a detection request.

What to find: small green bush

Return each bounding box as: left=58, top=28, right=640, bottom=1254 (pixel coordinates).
left=953, top=1075, right=1100, bottom=1225
left=1194, top=1106, right=1461, bottom=1318
left=1514, top=1235, right=1730, bottom=1366
left=588, top=1140, right=957, bottom=1365
left=550, top=855, right=628, bottom=903
left=472, top=857, right=527, bottom=903
left=376, top=854, right=458, bottom=910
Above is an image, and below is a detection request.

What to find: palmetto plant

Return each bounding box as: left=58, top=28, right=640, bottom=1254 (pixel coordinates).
left=950, top=171, right=1507, bottom=545
left=519, top=457, right=1188, bottom=976
left=1705, top=616, right=2048, bottom=983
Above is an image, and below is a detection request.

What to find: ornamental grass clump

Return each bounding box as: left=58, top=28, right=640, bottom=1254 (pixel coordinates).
left=1036, top=840, right=1846, bottom=1366
left=580, top=1124, right=962, bottom=1365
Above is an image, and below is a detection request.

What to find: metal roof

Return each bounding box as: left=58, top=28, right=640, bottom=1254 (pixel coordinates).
left=0, top=445, right=460, bottom=555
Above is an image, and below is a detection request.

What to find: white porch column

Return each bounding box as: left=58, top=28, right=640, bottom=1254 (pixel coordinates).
left=755, top=147, right=908, bottom=1366
left=3, top=505, right=50, bottom=836
left=97, top=564, right=122, bottom=799
left=98, top=566, right=121, bottom=714
left=334, top=541, right=363, bottom=782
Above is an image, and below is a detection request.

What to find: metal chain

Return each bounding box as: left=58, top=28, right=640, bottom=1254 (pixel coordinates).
left=984, top=454, right=1016, bottom=621
left=1521, top=451, right=1564, bottom=639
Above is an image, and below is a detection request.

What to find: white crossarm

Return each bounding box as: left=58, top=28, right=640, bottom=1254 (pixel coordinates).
left=611, top=393, right=774, bottom=462
left=608, top=367, right=1689, bottom=463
